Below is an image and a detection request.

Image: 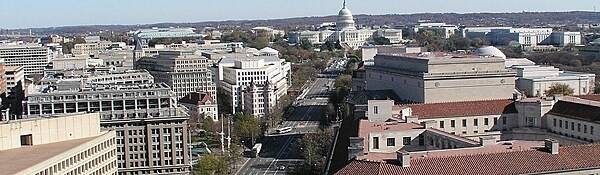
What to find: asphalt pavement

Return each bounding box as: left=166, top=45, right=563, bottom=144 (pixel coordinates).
left=236, top=77, right=335, bottom=175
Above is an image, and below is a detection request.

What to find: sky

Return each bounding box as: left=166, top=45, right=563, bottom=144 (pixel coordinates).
left=1, top=0, right=599, bottom=29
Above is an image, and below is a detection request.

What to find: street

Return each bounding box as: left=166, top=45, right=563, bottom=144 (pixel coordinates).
left=236, top=77, right=335, bottom=175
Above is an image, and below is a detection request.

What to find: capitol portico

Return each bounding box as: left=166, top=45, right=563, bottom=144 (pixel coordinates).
left=288, top=0, right=402, bottom=49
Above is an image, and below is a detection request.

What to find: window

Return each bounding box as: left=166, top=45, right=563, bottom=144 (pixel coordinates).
left=484, top=118, right=489, bottom=126
left=572, top=122, right=575, bottom=131
left=387, top=138, right=395, bottom=147
left=373, top=106, right=379, bottom=114
left=462, top=119, right=467, bottom=127
left=403, top=137, right=411, bottom=145
left=553, top=119, right=557, bottom=127
left=450, top=120, right=456, bottom=128
left=20, top=134, right=33, bottom=146
left=584, top=125, right=588, bottom=134
left=494, top=118, right=498, bottom=125
left=372, top=137, right=379, bottom=149
left=439, top=121, right=445, bottom=128
left=502, top=117, right=507, bottom=125
left=578, top=123, right=581, bottom=132
left=474, top=119, right=478, bottom=126
left=591, top=126, right=594, bottom=135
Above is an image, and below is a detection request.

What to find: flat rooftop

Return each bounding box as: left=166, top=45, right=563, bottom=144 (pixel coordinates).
left=0, top=136, right=99, bottom=174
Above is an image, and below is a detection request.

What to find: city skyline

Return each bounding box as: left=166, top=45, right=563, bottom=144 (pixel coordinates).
left=1, top=0, right=599, bottom=29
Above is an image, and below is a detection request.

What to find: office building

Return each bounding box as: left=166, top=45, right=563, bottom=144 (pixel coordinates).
left=288, top=1, right=402, bottom=48
left=0, top=60, right=6, bottom=95
left=136, top=50, right=217, bottom=100
left=512, top=65, right=596, bottom=97
left=217, top=53, right=291, bottom=116
left=0, top=113, right=117, bottom=175
left=23, top=70, right=191, bottom=174
left=0, top=44, right=51, bottom=76
left=410, top=21, right=458, bottom=39
left=462, top=27, right=582, bottom=47
left=72, top=41, right=126, bottom=56
left=133, top=27, right=203, bottom=44
left=365, top=48, right=516, bottom=103
left=5, top=66, right=24, bottom=94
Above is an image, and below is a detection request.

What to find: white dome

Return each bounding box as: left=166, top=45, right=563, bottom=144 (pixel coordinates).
left=336, top=1, right=356, bottom=31
left=475, top=46, right=506, bottom=59
left=259, top=47, right=279, bottom=55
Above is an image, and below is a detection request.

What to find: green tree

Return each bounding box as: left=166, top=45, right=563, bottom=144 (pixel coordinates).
left=295, top=128, right=334, bottom=175
left=202, top=117, right=215, bottom=134
left=373, top=37, right=391, bottom=45
left=195, top=154, right=228, bottom=175
left=234, top=113, right=261, bottom=145
left=545, top=83, right=575, bottom=96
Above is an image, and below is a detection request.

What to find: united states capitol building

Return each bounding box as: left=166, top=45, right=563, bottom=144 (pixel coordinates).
left=288, top=1, right=402, bottom=49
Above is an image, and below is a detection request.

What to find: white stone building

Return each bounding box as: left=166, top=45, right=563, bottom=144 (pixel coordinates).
left=365, top=50, right=516, bottom=104
left=512, top=65, right=596, bottom=97
left=287, top=1, right=402, bottom=49
left=217, top=54, right=291, bottom=116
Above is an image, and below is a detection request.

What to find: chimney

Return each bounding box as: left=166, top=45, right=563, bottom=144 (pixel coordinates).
left=396, top=150, right=410, bottom=167
left=405, top=116, right=418, bottom=123
left=479, top=136, right=496, bottom=146
left=422, top=120, right=437, bottom=128
left=544, top=139, right=559, bottom=155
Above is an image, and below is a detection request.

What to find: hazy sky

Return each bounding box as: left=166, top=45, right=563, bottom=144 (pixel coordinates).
left=1, top=0, right=599, bottom=29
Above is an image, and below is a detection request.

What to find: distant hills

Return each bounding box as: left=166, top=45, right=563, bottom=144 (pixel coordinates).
left=8, top=11, right=600, bottom=35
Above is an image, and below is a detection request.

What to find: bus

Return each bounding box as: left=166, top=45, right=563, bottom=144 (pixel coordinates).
left=250, top=143, right=263, bottom=158
left=276, top=127, right=293, bottom=134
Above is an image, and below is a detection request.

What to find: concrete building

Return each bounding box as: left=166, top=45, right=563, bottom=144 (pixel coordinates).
left=5, top=66, right=24, bottom=94
left=133, top=27, right=203, bottom=44
left=180, top=92, right=218, bottom=122
left=0, top=59, right=6, bottom=96
left=217, top=54, right=291, bottom=116
left=72, top=41, right=126, bottom=56
left=0, top=113, right=117, bottom=175
left=410, top=21, right=458, bottom=39
left=136, top=50, right=217, bottom=100
left=288, top=1, right=402, bottom=49
left=23, top=70, right=191, bottom=174
left=251, top=27, right=285, bottom=38
left=0, top=44, right=51, bottom=76
left=243, top=81, right=276, bottom=117
left=512, top=65, right=596, bottom=97
left=581, top=38, right=600, bottom=59
left=462, top=27, right=582, bottom=47
left=361, top=46, right=422, bottom=62
left=365, top=51, right=516, bottom=103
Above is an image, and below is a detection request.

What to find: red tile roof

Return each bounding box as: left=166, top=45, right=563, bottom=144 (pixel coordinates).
left=337, top=144, right=600, bottom=175
left=408, top=100, right=516, bottom=119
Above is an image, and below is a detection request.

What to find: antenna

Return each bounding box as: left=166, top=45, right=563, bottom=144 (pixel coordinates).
left=343, top=0, right=346, bottom=8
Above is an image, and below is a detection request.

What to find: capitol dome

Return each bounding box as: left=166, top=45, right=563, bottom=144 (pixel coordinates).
left=336, top=0, right=356, bottom=31
left=475, top=46, right=507, bottom=59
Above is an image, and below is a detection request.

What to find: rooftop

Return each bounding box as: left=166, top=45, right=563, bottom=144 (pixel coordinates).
left=338, top=143, right=600, bottom=175
left=407, top=99, right=517, bottom=119
left=548, top=97, right=600, bottom=123
left=0, top=135, right=100, bottom=175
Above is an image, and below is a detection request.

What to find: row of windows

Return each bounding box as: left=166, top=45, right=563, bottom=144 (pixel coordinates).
left=372, top=136, right=412, bottom=149
left=439, top=117, right=505, bottom=128
left=553, top=118, right=595, bottom=135
left=36, top=138, right=115, bottom=175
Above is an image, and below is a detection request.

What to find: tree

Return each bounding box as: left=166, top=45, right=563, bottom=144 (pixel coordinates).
left=373, top=37, right=391, bottom=45
left=195, top=154, right=228, bottom=175
left=234, top=113, right=261, bottom=145
left=294, top=128, right=334, bottom=175
left=545, top=83, right=575, bottom=96
left=202, top=117, right=215, bottom=134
